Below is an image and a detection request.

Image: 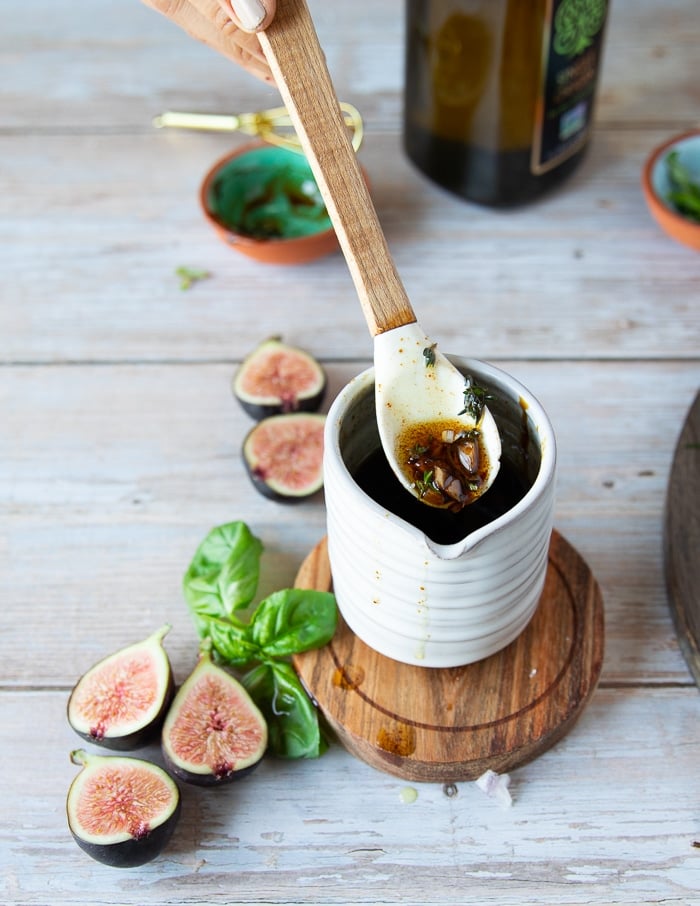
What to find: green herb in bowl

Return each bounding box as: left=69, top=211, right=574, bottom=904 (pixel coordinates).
left=666, top=150, right=700, bottom=223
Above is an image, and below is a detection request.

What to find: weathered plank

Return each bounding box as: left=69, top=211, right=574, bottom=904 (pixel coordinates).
left=2, top=128, right=700, bottom=364
left=2, top=1, right=700, bottom=902
left=2, top=0, right=699, bottom=131
left=2, top=688, right=698, bottom=905
left=1, top=360, right=698, bottom=688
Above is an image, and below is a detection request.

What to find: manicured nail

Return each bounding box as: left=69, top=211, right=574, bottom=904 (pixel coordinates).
left=231, top=0, right=266, bottom=30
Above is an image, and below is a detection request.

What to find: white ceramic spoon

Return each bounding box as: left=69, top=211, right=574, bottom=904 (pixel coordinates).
left=259, top=0, right=501, bottom=507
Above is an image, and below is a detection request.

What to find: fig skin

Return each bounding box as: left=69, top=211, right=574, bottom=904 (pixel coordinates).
left=162, top=651, right=268, bottom=787
left=233, top=337, right=326, bottom=419
left=242, top=412, right=326, bottom=503
left=67, top=625, right=174, bottom=751
left=67, top=749, right=181, bottom=868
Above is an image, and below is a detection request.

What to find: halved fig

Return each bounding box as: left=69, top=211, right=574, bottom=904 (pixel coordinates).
left=233, top=337, right=326, bottom=419
left=242, top=412, right=325, bottom=502
left=67, top=749, right=181, bottom=867
left=162, top=650, right=268, bottom=786
left=67, top=625, right=174, bottom=750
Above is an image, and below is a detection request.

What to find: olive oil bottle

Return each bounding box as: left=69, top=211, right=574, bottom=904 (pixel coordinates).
left=403, top=0, right=609, bottom=206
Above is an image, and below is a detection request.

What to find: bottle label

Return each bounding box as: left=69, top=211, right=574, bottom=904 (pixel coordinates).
left=531, top=0, right=608, bottom=175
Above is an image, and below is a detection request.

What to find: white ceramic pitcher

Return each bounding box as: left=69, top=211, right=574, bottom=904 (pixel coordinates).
left=323, top=357, right=557, bottom=668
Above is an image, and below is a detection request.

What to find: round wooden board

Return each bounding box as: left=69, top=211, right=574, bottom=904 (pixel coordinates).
left=293, top=529, right=604, bottom=783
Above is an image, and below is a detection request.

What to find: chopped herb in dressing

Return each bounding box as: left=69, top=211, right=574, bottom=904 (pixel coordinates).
left=459, top=376, right=490, bottom=422
left=400, top=421, right=488, bottom=511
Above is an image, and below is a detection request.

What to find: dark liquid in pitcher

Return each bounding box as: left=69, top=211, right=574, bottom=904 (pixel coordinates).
left=353, top=446, right=531, bottom=546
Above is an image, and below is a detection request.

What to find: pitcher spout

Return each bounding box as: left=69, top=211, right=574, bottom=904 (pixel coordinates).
left=423, top=525, right=493, bottom=560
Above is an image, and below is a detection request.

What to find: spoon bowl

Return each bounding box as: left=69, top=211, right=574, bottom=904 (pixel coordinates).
left=259, top=0, right=501, bottom=508
left=374, top=323, right=501, bottom=506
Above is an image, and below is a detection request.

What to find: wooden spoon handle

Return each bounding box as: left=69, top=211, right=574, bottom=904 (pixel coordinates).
left=259, top=0, right=416, bottom=336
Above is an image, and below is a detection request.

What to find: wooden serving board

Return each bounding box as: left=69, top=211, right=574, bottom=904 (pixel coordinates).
left=664, top=390, right=700, bottom=687
left=294, top=530, right=604, bottom=782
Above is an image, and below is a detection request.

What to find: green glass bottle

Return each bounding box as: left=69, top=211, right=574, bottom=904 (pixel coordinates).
left=403, top=0, right=610, bottom=206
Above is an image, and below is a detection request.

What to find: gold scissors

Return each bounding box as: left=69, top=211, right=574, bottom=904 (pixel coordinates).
left=153, top=101, right=363, bottom=153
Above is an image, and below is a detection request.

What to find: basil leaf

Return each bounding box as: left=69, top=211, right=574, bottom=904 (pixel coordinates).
left=249, top=589, right=338, bottom=658
left=181, top=521, right=338, bottom=759
left=183, top=521, right=263, bottom=618
left=207, top=620, right=262, bottom=666
left=242, top=661, right=327, bottom=759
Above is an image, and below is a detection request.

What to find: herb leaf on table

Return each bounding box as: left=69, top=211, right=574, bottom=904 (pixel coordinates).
left=176, top=266, right=211, bottom=290
left=183, top=521, right=337, bottom=758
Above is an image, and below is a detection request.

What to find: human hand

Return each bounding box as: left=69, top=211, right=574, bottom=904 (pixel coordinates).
left=142, top=0, right=277, bottom=83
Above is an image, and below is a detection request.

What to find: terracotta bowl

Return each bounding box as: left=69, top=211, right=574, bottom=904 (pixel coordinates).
left=642, top=128, right=700, bottom=253
left=200, top=141, right=344, bottom=265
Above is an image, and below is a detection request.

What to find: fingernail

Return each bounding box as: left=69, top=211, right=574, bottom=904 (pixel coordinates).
left=231, top=0, right=266, bottom=30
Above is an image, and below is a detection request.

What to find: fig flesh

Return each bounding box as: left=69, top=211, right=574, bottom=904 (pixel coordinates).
left=233, top=337, right=326, bottom=419
left=162, top=651, right=268, bottom=786
left=67, top=749, right=181, bottom=867
left=67, top=625, right=174, bottom=750
left=242, top=412, right=325, bottom=502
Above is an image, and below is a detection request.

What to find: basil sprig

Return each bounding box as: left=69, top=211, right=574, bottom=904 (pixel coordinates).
left=183, top=521, right=337, bottom=759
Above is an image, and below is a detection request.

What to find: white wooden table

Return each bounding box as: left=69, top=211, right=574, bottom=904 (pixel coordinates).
left=2, top=1, right=699, bottom=903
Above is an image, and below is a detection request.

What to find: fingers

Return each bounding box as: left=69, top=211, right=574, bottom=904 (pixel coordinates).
left=227, top=0, right=276, bottom=32
left=142, top=0, right=275, bottom=82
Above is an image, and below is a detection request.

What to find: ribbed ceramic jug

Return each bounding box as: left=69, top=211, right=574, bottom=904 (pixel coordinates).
left=323, top=357, right=557, bottom=668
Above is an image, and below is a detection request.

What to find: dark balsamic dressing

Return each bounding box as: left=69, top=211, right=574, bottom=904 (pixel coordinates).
left=353, top=446, right=532, bottom=546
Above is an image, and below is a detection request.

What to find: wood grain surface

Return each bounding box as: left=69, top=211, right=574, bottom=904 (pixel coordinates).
left=2, top=0, right=700, bottom=903
left=664, top=391, right=700, bottom=686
